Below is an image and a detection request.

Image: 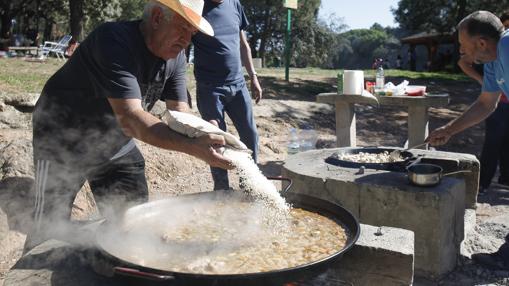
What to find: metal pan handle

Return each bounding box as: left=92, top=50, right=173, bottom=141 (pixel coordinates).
left=405, top=155, right=424, bottom=169
left=114, top=267, right=175, bottom=281
left=266, top=176, right=293, bottom=193
left=442, top=170, right=472, bottom=176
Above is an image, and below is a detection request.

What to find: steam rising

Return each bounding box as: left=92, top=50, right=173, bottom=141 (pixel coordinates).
left=27, top=93, right=148, bottom=251
left=97, top=192, right=294, bottom=273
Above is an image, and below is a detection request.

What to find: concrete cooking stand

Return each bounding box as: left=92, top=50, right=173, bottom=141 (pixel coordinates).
left=282, top=148, right=479, bottom=279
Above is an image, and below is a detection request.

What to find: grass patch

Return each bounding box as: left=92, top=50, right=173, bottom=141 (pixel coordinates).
left=258, top=67, right=470, bottom=82
left=0, top=58, right=63, bottom=94
left=0, top=59, right=470, bottom=98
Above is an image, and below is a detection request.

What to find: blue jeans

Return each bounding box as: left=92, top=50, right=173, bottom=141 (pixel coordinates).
left=196, top=80, right=259, bottom=190
left=479, top=102, right=509, bottom=189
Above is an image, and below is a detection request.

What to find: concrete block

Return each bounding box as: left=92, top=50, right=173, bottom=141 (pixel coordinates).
left=283, top=148, right=469, bottom=279
left=313, top=224, right=414, bottom=286
left=282, top=166, right=360, bottom=218
left=460, top=208, right=478, bottom=258
left=411, top=149, right=480, bottom=209
left=358, top=177, right=465, bottom=278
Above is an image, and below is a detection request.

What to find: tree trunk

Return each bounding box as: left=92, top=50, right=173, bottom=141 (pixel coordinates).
left=69, top=0, right=84, bottom=41
left=455, top=0, right=467, bottom=24
left=1, top=14, right=12, bottom=39
left=43, top=18, right=53, bottom=42
left=257, top=3, right=272, bottom=63
left=1, top=1, right=13, bottom=39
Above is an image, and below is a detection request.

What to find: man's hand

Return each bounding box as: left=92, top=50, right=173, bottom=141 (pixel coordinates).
left=426, top=126, right=453, bottom=146
left=250, top=75, right=262, bottom=104
left=166, top=99, right=190, bottom=113
left=192, top=134, right=233, bottom=170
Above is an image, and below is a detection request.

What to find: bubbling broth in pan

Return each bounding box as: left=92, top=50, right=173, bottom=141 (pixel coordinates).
left=101, top=199, right=348, bottom=275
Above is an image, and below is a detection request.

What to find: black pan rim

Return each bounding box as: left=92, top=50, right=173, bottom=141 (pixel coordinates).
left=94, top=192, right=360, bottom=280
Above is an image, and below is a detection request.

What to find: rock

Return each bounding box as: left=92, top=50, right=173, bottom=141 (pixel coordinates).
left=3, top=93, right=39, bottom=109
left=0, top=137, right=33, bottom=179
left=0, top=107, right=31, bottom=129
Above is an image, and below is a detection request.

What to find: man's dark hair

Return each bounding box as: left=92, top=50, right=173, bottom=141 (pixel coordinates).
left=457, top=11, right=505, bottom=41
left=500, top=10, right=509, bottom=23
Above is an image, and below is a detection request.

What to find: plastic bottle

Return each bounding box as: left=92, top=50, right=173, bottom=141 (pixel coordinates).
left=287, top=128, right=300, bottom=155
left=337, top=72, right=343, bottom=94
left=375, top=60, right=385, bottom=90
left=299, top=125, right=317, bottom=152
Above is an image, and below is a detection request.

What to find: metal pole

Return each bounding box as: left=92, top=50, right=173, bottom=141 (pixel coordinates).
left=285, top=8, right=292, bottom=82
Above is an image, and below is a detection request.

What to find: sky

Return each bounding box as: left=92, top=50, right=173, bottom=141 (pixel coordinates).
left=318, top=0, right=400, bottom=30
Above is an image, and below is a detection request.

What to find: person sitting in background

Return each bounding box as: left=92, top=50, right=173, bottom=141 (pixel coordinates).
left=456, top=11, right=509, bottom=194
left=64, top=39, right=80, bottom=58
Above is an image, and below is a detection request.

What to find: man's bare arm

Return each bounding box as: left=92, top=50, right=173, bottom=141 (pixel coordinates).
left=427, top=91, right=501, bottom=145
left=240, top=30, right=262, bottom=103
left=166, top=99, right=190, bottom=112
left=108, top=98, right=232, bottom=169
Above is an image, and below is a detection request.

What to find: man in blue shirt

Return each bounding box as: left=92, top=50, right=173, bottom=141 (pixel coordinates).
left=428, top=11, right=508, bottom=146
left=427, top=10, right=509, bottom=270
left=192, top=0, right=262, bottom=190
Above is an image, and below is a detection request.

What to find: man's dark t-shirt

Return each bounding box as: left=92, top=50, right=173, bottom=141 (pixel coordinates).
left=192, top=0, right=248, bottom=85
left=33, top=20, right=187, bottom=166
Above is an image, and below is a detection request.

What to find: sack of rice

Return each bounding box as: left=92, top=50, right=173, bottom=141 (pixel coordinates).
left=162, top=110, right=248, bottom=150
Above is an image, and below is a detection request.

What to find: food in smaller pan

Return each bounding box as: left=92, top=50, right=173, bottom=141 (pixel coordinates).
left=334, top=151, right=403, bottom=163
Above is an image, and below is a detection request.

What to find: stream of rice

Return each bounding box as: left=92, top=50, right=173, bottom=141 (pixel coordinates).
left=222, top=148, right=290, bottom=212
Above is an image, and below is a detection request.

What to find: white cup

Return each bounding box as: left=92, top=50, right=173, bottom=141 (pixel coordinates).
left=343, top=70, right=364, bottom=95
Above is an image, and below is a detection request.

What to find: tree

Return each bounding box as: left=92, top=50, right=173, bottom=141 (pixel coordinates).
left=393, top=0, right=509, bottom=34
left=117, top=0, right=145, bottom=21
left=242, top=0, right=284, bottom=61
left=0, top=0, right=35, bottom=39
left=242, top=0, right=345, bottom=67
left=33, top=0, right=67, bottom=42
left=69, top=0, right=84, bottom=41
left=68, top=0, right=122, bottom=42
left=331, top=27, right=400, bottom=69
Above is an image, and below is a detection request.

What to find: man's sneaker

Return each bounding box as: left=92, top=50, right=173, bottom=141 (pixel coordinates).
left=478, top=187, right=488, bottom=196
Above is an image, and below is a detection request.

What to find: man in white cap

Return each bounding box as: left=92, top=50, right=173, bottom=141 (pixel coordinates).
left=26, top=0, right=228, bottom=251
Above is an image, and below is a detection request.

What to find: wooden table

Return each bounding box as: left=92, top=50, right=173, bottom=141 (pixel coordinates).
left=317, top=93, right=450, bottom=149
left=8, top=46, right=39, bottom=56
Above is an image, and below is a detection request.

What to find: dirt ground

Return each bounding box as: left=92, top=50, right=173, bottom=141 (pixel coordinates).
left=1, top=72, right=509, bottom=285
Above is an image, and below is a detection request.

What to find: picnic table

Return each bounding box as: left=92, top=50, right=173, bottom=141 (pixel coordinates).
left=8, top=46, right=39, bottom=56
left=316, top=92, right=450, bottom=149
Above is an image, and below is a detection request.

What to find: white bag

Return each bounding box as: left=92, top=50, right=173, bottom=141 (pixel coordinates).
left=162, top=110, right=248, bottom=150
